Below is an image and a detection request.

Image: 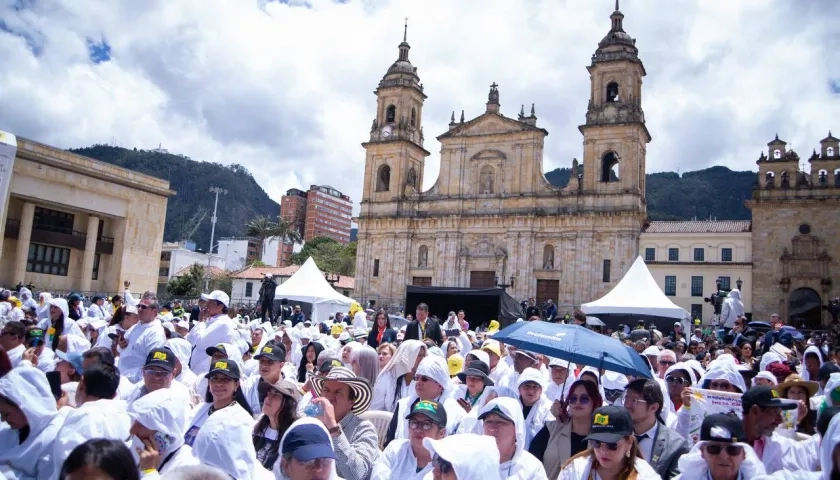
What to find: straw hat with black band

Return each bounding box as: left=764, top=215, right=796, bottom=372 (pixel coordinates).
left=775, top=373, right=819, bottom=398
left=311, top=366, right=372, bottom=415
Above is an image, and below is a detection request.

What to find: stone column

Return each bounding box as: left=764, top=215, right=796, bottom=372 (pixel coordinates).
left=12, top=202, right=36, bottom=283
left=80, top=215, right=99, bottom=291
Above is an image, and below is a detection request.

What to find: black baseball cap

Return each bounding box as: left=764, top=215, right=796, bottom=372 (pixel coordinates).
left=741, top=386, right=797, bottom=413
left=254, top=343, right=285, bottom=362
left=700, top=414, right=744, bottom=443
left=205, top=359, right=241, bottom=380
left=319, top=357, right=344, bottom=374
left=405, top=399, right=447, bottom=427
left=584, top=405, right=633, bottom=444
left=144, top=348, right=176, bottom=373
left=818, top=363, right=840, bottom=382
left=205, top=344, right=228, bottom=357
left=25, top=328, right=45, bottom=342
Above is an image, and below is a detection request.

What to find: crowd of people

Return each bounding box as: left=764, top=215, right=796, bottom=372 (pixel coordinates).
left=0, top=285, right=839, bottom=480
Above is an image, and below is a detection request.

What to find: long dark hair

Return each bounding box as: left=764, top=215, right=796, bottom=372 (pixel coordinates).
left=297, top=342, right=324, bottom=383
left=109, top=306, right=125, bottom=327
left=50, top=306, right=65, bottom=351
left=0, top=347, right=12, bottom=378
left=252, top=392, right=299, bottom=469
left=59, top=438, right=140, bottom=480
left=374, top=310, right=391, bottom=329
left=205, top=381, right=252, bottom=414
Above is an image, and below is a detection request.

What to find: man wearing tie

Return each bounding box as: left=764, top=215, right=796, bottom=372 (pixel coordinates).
left=404, top=303, right=443, bottom=346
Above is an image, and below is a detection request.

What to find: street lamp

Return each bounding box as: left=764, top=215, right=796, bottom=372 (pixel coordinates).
left=495, top=276, right=515, bottom=291
left=325, top=272, right=341, bottom=287
left=736, top=277, right=743, bottom=290
left=208, top=186, right=228, bottom=253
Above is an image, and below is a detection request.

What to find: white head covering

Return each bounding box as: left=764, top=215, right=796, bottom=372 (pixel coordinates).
left=423, top=434, right=501, bottom=480
left=516, top=367, right=547, bottom=391
left=820, top=414, right=840, bottom=480
left=166, top=338, right=192, bottom=369
left=416, top=355, right=454, bottom=399
left=193, top=406, right=264, bottom=479
left=802, top=345, right=825, bottom=382
left=699, top=359, right=747, bottom=393
left=379, top=339, right=426, bottom=379
left=549, top=357, right=571, bottom=369
left=664, top=362, right=698, bottom=385
left=759, top=351, right=784, bottom=372
left=127, top=388, right=189, bottom=456
left=466, top=349, right=490, bottom=367
left=478, top=397, right=526, bottom=461
left=754, top=371, right=778, bottom=386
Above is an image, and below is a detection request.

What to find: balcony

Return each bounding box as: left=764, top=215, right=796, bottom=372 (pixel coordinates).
left=3, top=219, right=113, bottom=254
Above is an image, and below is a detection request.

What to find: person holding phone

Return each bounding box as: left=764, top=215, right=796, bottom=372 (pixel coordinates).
left=127, top=388, right=200, bottom=476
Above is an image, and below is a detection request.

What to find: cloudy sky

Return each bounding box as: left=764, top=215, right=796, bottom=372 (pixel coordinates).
left=2, top=0, right=839, bottom=211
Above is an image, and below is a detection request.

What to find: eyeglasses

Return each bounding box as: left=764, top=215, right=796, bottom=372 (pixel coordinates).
left=408, top=420, right=435, bottom=431
left=666, top=376, right=690, bottom=385
left=590, top=440, right=619, bottom=451
left=142, top=368, right=171, bottom=378
left=432, top=455, right=453, bottom=474
left=296, top=458, right=333, bottom=469
left=137, top=304, right=155, bottom=310
left=659, top=360, right=676, bottom=367
left=623, top=397, right=648, bottom=408
left=709, top=381, right=733, bottom=391
left=567, top=394, right=590, bottom=405
left=704, top=443, right=743, bottom=456
left=415, top=374, right=432, bottom=383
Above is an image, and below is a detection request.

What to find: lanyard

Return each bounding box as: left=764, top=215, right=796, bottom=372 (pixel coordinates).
left=464, top=388, right=484, bottom=407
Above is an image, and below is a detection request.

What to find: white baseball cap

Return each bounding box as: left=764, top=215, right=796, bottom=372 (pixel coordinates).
left=200, top=290, right=230, bottom=307
left=124, top=304, right=138, bottom=315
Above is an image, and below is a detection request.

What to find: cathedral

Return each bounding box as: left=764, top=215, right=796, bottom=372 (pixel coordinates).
left=354, top=5, right=650, bottom=311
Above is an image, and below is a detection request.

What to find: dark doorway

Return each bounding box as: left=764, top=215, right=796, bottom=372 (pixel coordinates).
left=470, top=271, right=496, bottom=288
left=412, top=276, right=432, bottom=286
left=788, top=287, right=822, bottom=329
left=536, top=279, right=559, bottom=306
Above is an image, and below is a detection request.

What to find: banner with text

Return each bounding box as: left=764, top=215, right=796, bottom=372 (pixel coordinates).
left=683, top=388, right=799, bottom=444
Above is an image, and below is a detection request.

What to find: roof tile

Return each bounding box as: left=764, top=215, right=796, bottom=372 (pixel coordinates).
left=644, top=220, right=752, bottom=234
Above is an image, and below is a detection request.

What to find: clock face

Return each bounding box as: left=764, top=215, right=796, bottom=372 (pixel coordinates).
left=381, top=126, right=392, bottom=138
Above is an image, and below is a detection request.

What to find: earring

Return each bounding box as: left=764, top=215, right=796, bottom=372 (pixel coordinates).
left=625, top=449, right=631, bottom=458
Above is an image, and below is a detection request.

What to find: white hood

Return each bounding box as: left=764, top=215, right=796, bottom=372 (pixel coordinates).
left=0, top=367, right=57, bottom=434
left=478, top=397, right=526, bottom=458
left=193, top=405, right=267, bottom=479
left=665, top=362, right=698, bottom=385
left=127, top=388, right=188, bottom=455
left=423, top=434, right=501, bottom=480
left=700, top=358, right=747, bottom=393
left=416, top=355, right=454, bottom=399
left=48, top=297, right=69, bottom=321
left=824, top=373, right=840, bottom=407
left=821, top=414, right=840, bottom=480
left=380, top=340, right=425, bottom=380
left=166, top=338, right=192, bottom=369
left=760, top=352, right=784, bottom=373
left=802, top=345, right=825, bottom=382
left=728, top=289, right=742, bottom=302
left=36, top=292, right=52, bottom=321
left=517, top=367, right=547, bottom=391
left=675, top=440, right=765, bottom=480
left=274, top=418, right=340, bottom=480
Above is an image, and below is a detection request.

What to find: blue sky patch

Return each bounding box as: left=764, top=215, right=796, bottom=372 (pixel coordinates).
left=87, top=37, right=112, bottom=64
left=0, top=18, right=43, bottom=56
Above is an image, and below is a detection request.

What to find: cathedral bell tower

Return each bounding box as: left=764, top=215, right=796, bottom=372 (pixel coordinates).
left=578, top=1, right=651, bottom=200
left=361, top=23, right=430, bottom=205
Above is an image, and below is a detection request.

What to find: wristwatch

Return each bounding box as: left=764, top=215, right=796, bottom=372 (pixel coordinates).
left=328, top=425, right=342, bottom=437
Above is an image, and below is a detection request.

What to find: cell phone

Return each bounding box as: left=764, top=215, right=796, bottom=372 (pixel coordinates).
left=152, top=432, right=175, bottom=451
left=46, top=371, right=62, bottom=401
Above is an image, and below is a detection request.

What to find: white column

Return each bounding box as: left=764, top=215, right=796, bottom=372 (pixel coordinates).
left=80, top=215, right=99, bottom=291
left=12, top=202, right=36, bottom=283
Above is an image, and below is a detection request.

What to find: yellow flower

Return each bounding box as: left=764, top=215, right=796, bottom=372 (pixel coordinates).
left=47, top=327, right=56, bottom=336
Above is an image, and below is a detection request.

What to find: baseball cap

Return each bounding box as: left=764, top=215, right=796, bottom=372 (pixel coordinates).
left=205, top=359, right=241, bottom=380
left=281, top=423, right=336, bottom=462
left=55, top=350, right=85, bottom=374
left=514, top=350, right=537, bottom=362
left=259, top=379, right=301, bottom=402
left=124, top=304, right=138, bottom=315
left=481, top=339, right=501, bottom=357
left=200, top=290, right=230, bottom=308
left=205, top=344, right=229, bottom=357
left=478, top=405, right=515, bottom=423
left=254, top=343, right=286, bottom=362
left=584, top=405, right=634, bottom=444
left=144, top=348, right=176, bottom=373
left=319, top=357, right=345, bottom=374
left=741, top=386, right=797, bottom=413
left=447, top=354, right=464, bottom=377
left=406, top=399, right=448, bottom=427
left=25, top=328, right=45, bottom=343
left=700, top=414, right=745, bottom=443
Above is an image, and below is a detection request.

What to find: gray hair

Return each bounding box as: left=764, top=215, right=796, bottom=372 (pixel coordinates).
left=141, top=291, right=159, bottom=309
left=162, top=465, right=230, bottom=480
left=352, top=345, right=380, bottom=386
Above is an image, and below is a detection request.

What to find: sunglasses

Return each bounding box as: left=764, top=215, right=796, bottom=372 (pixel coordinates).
left=666, top=376, right=690, bottom=385
left=137, top=304, right=155, bottom=310
left=142, top=368, right=171, bottom=378
left=415, top=374, right=433, bottom=383
left=590, top=440, right=619, bottom=451
left=659, top=360, right=676, bottom=367
left=704, top=444, right=743, bottom=456
left=408, top=420, right=436, bottom=431
left=433, top=455, right=453, bottom=474
left=567, top=394, right=590, bottom=405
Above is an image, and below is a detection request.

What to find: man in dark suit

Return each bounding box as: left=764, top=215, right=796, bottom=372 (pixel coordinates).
left=403, top=302, right=443, bottom=346
left=623, top=378, right=689, bottom=479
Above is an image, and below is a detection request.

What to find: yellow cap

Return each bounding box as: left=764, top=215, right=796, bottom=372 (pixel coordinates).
left=331, top=324, right=344, bottom=335
left=448, top=354, right=464, bottom=376
left=481, top=339, right=501, bottom=357
left=488, top=320, right=500, bottom=332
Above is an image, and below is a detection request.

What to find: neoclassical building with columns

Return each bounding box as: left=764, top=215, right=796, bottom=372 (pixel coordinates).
left=0, top=136, right=174, bottom=294
left=354, top=5, right=649, bottom=310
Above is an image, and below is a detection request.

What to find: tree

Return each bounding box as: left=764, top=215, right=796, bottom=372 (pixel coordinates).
left=291, top=236, right=356, bottom=276
left=245, top=216, right=302, bottom=258
left=166, top=264, right=205, bottom=296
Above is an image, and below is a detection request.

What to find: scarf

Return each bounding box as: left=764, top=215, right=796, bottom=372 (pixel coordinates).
left=377, top=325, right=385, bottom=344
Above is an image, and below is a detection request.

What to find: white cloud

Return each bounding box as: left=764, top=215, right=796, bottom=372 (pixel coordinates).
left=1, top=0, right=839, bottom=213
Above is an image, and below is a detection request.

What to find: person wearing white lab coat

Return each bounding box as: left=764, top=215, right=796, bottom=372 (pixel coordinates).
left=127, top=388, right=200, bottom=478
left=41, top=298, right=84, bottom=351
left=673, top=413, right=765, bottom=480
left=372, top=399, right=447, bottom=480
left=372, top=340, right=427, bottom=412
left=86, top=296, right=111, bottom=322
left=422, top=433, right=502, bottom=480
left=44, top=361, right=132, bottom=479
left=516, top=367, right=554, bottom=450
left=753, top=409, right=840, bottom=480
left=453, top=359, right=495, bottom=434
left=0, top=366, right=66, bottom=480
left=193, top=405, right=272, bottom=479
left=188, top=291, right=240, bottom=376
left=477, top=397, right=549, bottom=479
left=118, top=295, right=167, bottom=384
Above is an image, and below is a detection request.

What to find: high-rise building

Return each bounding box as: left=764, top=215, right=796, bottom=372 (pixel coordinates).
left=277, top=185, right=352, bottom=266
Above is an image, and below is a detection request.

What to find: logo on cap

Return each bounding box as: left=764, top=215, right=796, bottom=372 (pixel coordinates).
left=153, top=351, right=168, bottom=361
left=263, top=346, right=273, bottom=354
left=709, top=426, right=731, bottom=439
left=415, top=400, right=439, bottom=413
left=330, top=360, right=342, bottom=367
left=29, top=329, right=44, bottom=337
left=214, top=361, right=228, bottom=369
left=771, top=390, right=779, bottom=398
left=594, top=413, right=609, bottom=426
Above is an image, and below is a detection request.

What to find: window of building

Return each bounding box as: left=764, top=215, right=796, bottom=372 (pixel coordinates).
left=691, top=276, right=704, bottom=297
left=721, top=248, right=732, bottom=262
left=245, top=282, right=253, bottom=297
left=158, top=267, right=169, bottom=277
left=644, top=248, right=655, bottom=261
left=373, top=259, right=380, bottom=277
left=386, top=105, right=396, bottom=124
left=26, top=243, right=70, bottom=276
left=690, top=304, right=703, bottom=321
left=668, top=248, right=679, bottom=261
left=160, top=251, right=171, bottom=261
left=693, top=248, right=705, bottom=262
left=33, top=207, right=75, bottom=235
left=602, top=259, right=611, bottom=283
left=718, top=276, right=730, bottom=291
left=92, top=254, right=100, bottom=280
left=665, top=276, right=676, bottom=296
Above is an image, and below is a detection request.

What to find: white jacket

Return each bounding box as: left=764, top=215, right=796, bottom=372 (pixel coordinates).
left=0, top=367, right=66, bottom=480
left=476, top=397, right=548, bottom=480
left=720, top=289, right=744, bottom=328
left=371, top=439, right=432, bottom=480
left=674, top=440, right=765, bottom=480
left=188, top=314, right=240, bottom=375
left=558, top=455, right=660, bottom=480
left=128, top=388, right=200, bottom=475
left=193, top=406, right=271, bottom=479
left=118, top=319, right=167, bottom=383
left=422, top=434, right=501, bottom=480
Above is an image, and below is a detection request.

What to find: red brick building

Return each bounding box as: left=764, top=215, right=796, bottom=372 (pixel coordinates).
left=277, top=185, right=352, bottom=266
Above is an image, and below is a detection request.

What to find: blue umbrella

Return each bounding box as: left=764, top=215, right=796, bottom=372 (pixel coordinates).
left=491, top=321, right=652, bottom=378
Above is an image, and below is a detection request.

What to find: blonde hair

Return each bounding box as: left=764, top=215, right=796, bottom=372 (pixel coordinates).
left=561, top=435, right=644, bottom=480
left=377, top=342, right=396, bottom=357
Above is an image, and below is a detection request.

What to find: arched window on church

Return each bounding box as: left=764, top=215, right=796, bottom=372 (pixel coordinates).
left=780, top=170, right=790, bottom=188
left=828, top=146, right=835, bottom=157
left=818, top=169, right=828, bottom=186
left=542, top=244, right=555, bottom=270
left=480, top=165, right=495, bottom=194
left=765, top=171, right=775, bottom=189
left=601, top=152, right=619, bottom=182
left=386, top=105, right=396, bottom=124
left=410, top=108, right=417, bottom=127
left=418, top=245, right=429, bottom=268
left=773, top=149, right=781, bottom=159
left=606, top=82, right=619, bottom=103
left=376, top=164, right=391, bottom=192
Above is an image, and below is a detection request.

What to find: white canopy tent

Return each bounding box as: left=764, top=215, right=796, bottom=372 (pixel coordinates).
left=274, top=257, right=356, bottom=322
left=581, top=256, right=690, bottom=329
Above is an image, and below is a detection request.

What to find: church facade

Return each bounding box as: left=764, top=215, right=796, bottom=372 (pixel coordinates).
left=354, top=6, right=650, bottom=311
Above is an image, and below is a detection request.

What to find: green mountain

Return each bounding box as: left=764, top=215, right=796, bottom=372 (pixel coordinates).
left=70, top=145, right=280, bottom=247
left=545, top=165, right=755, bottom=220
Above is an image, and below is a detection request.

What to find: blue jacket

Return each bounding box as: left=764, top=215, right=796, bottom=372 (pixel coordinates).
left=367, top=327, right=397, bottom=348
